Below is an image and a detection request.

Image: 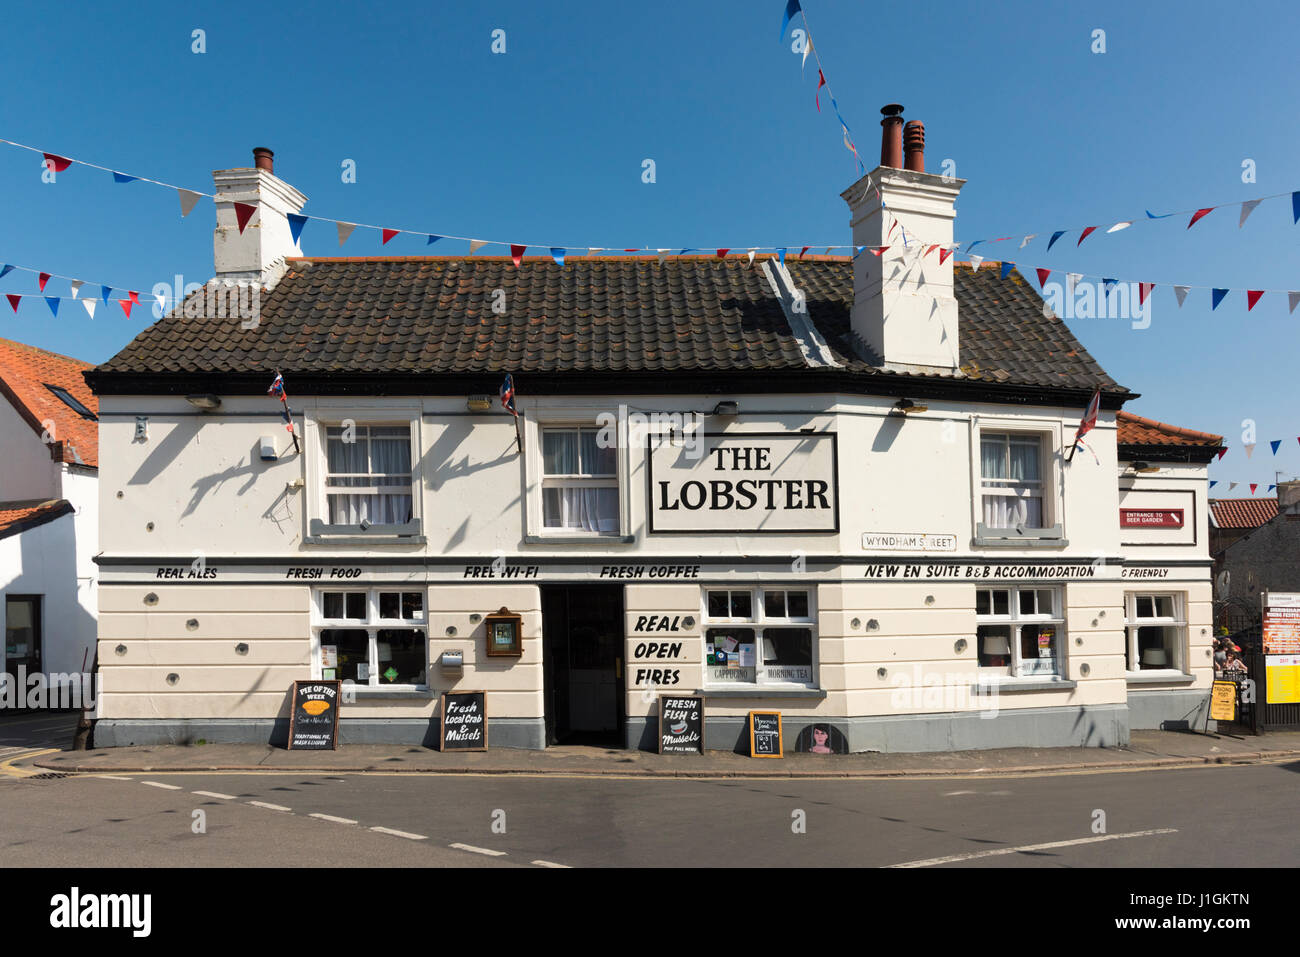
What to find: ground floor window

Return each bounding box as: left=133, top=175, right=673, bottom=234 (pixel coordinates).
left=1125, top=593, right=1185, bottom=673
left=315, top=589, right=427, bottom=688
left=703, top=587, right=816, bottom=687
left=975, top=586, right=1064, bottom=678
left=4, top=595, right=42, bottom=679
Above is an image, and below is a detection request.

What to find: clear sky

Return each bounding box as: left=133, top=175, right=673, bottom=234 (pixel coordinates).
left=1, top=0, right=1296, bottom=493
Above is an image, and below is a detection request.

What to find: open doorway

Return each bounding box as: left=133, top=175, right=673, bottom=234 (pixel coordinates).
left=541, top=585, right=624, bottom=746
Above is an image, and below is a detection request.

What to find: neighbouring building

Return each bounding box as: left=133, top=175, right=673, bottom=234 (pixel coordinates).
left=1210, top=495, right=1278, bottom=559
left=86, top=115, right=1224, bottom=751
left=0, top=337, right=100, bottom=700
left=1214, top=482, right=1300, bottom=625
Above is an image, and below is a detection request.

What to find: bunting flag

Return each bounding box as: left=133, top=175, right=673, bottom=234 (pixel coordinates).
left=128, top=290, right=140, bottom=305
left=1290, top=292, right=1300, bottom=314
left=0, top=264, right=11, bottom=280
left=938, top=247, right=953, bottom=265
left=1036, top=267, right=1051, bottom=288
left=1269, top=484, right=1277, bottom=493
left=779, top=0, right=802, bottom=40
left=45, top=297, right=58, bottom=316
left=657, top=249, right=669, bottom=264
left=1228, top=482, right=1238, bottom=492
left=381, top=228, right=399, bottom=245
left=968, top=254, right=983, bottom=272
left=82, top=300, right=95, bottom=319
left=38, top=272, right=50, bottom=291
left=799, top=246, right=810, bottom=259
left=427, top=235, right=442, bottom=246
left=1188, top=207, right=1215, bottom=229
left=69, top=280, right=83, bottom=299
left=1019, top=235, right=1036, bottom=249
left=747, top=249, right=757, bottom=266
left=1217, top=448, right=1228, bottom=461
left=1138, top=282, right=1154, bottom=306
left=1250, top=484, right=1258, bottom=495
left=336, top=222, right=356, bottom=246
left=234, top=202, right=258, bottom=233
left=815, top=70, right=825, bottom=112
left=100, top=285, right=111, bottom=305
left=6, top=294, right=19, bottom=313
left=1210, top=481, right=1218, bottom=489
left=1102, top=278, right=1118, bottom=297
left=1271, top=440, right=1282, bottom=455
left=1245, top=443, right=1256, bottom=458
left=1239, top=199, right=1262, bottom=227
left=1077, top=226, right=1097, bottom=246
left=42, top=153, right=72, bottom=173
left=1294, top=191, right=1300, bottom=224
left=469, top=240, right=487, bottom=254
left=119, top=299, right=133, bottom=318
left=547, top=247, right=564, bottom=266
left=112, top=171, right=137, bottom=184
left=715, top=248, right=729, bottom=258
left=287, top=214, right=307, bottom=244
left=802, top=37, right=813, bottom=72
left=1000, top=261, right=1015, bottom=279
left=1107, top=221, right=1132, bottom=233
left=1146, top=209, right=1175, bottom=219
left=1247, top=290, right=1264, bottom=311
left=1174, top=285, right=1190, bottom=307
left=1067, top=273, right=1081, bottom=295
left=177, top=188, right=202, bottom=218
left=1211, top=288, right=1229, bottom=310
left=510, top=244, right=526, bottom=268
left=1047, top=230, right=1066, bottom=251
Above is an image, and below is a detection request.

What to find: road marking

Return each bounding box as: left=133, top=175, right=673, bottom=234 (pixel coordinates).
left=193, top=790, right=236, bottom=800
left=100, top=775, right=134, bottom=781
left=450, top=842, right=507, bottom=857
left=0, top=747, right=59, bottom=779
left=310, top=813, right=358, bottom=825
left=371, top=826, right=427, bottom=841
left=887, top=828, right=1179, bottom=868
left=942, top=790, right=976, bottom=796
left=141, top=781, right=182, bottom=790
left=248, top=801, right=292, bottom=812
left=531, top=859, right=570, bottom=868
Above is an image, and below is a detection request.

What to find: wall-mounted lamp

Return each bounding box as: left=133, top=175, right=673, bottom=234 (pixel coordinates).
left=1128, top=461, right=1160, bottom=473
left=466, top=395, right=493, bottom=412
left=186, top=394, right=222, bottom=410
left=894, top=398, right=928, bottom=414
left=711, top=400, right=739, bottom=416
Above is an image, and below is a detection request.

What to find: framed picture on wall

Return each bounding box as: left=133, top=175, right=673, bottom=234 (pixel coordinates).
left=484, top=607, right=524, bottom=657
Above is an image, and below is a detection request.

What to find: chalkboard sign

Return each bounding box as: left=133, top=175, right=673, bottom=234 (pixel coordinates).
left=658, top=695, right=704, bottom=754
left=288, top=680, right=341, bottom=750
left=748, top=710, right=783, bottom=758
left=441, top=690, right=488, bottom=751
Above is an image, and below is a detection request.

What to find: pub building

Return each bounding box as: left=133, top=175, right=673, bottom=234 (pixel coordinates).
left=84, top=113, right=1223, bottom=753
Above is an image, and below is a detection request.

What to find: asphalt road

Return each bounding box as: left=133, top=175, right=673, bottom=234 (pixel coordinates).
left=2, top=754, right=1297, bottom=868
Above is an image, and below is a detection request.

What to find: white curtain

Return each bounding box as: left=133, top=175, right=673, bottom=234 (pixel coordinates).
left=327, top=427, right=412, bottom=525
left=982, top=435, right=1043, bottom=529
left=544, top=487, right=618, bottom=532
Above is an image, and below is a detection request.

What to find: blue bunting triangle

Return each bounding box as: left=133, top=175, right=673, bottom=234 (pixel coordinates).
left=426, top=235, right=441, bottom=246
left=780, top=0, right=802, bottom=41
left=1047, top=230, right=1066, bottom=251
left=1293, top=191, right=1300, bottom=224
left=1271, top=440, right=1282, bottom=455
left=100, top=285, right=112, bottom=305
left=1211, top=288, right=1229, bottom=310
left=1210, top=481, right=1218, bottom=489
left=45, top=296, right=59, bottom=316
left=287, top=213, right=307, bottom=245
left=1269, top=484, right=1277, bottom=492
left=778, top=248, right=787, bottom=266
left=1000, top=261, right=1015, bottom=279
left=112, top=171, right=137, bottom=184
left=0, top=264, right=12, bottom=280
left=965, top=240, right=985, bottom=254
left=1102, top=278, right=1118, bottom=297
left=550, top=247, right=565, bottom=267
left=1145, top=209, right=1175, bottom=219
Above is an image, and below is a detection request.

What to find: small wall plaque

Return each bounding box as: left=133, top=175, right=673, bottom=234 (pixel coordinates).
left=484, top=607, right=523, bottom=657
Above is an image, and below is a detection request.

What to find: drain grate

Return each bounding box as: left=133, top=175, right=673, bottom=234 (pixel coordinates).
left=27, top=772, right=71, bottom=780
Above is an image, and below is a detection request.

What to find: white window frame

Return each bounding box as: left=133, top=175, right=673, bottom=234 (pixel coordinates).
left=524, top=408, right=630, bottom=541
left=970, top=416, right=1066, bottom=545
left=1124, top=592, right=1187, bottom=677
left=311, top=587, right=429, bottom=692
left=975, top=585, right=1067, bottom=680
left=701, top=586, right=818, bottom=689
left=303, top=409, right=423, bottom=541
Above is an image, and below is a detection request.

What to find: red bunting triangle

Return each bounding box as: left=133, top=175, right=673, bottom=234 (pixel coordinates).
left=799, top=246, right=810, bottom=259
left=382, top=228, right=400, bottom=245
left=38, top=272, right=50, bottom=291
left=816, top=70, right=826, bottom=112
left=938, top=248, right=953, bottom=265
left=924, top=244, right=938, bottom=257
left=6, top=294, right=20, bottom=313
left=510, top=244, right=526, bottom=268
left=1217, top=448, right=1228, bottom=461
left=119, top=299, right=133, bottom=318
left=1138, top=282, right=1154, bottom=305
left=42, top=153, right=72, bottom=173
left=1188, top=207, right=1215, bottom=229
left=1036, top=267, right=1051, bottom=288
left=1246, top=290, right=1264, bottom=311
left=1077, top=226, right=1097, bottom=246
left=128, top=290, right=140, bottom=305
left=1250, top=484, right=1258, bottom=495
left=871, top=247, right=889, bottom=257
left=716, top=248, right=730, bottom=258
left=234, top=202, right=258, bottom=234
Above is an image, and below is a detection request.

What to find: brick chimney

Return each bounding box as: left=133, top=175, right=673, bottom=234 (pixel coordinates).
left=213, top=148, right=308, bottom=282
left=840, top=106, right=965, bottom=373
left=1279, top=480, right=1300, bottom=519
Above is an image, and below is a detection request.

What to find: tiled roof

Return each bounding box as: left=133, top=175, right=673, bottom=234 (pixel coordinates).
left=1210, top=497, right=1278, bottom=529
left=1117, top=411, right=1223, bottom=448
left=0, top=337, right=98, bottom=467
left=92, top=257, right=1127, bottom=397
left=0, top=499, right=74, bottom=541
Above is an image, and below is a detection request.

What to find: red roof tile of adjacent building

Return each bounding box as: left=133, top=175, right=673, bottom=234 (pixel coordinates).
left=1117, top=411, right=1223, bottom=448
left=0, top=499, right=74, bottom=541
left=1209, top=497, right=1278, bottom=529
left=0, top=337, right=99, bottom=468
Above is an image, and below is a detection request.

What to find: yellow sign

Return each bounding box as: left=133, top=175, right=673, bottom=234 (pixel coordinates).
left=1209, top=681, right=1237, bottom=722
left=1265, top=656, right=1300, bottom=704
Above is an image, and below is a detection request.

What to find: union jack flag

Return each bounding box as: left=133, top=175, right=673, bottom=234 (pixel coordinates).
left=499, top=373, right=517, bottom=417
left=1073, top=389, right=1101, bottom=448
left=267, top=372, right=285, bottom=399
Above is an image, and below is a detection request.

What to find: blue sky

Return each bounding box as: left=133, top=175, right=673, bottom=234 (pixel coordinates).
left=1, top=0, right=1297, bottom=491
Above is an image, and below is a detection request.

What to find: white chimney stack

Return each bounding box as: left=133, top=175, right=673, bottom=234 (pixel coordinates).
left=212, top=148, right=308, bottom=283
left=841, top=106, right=964, bottom=373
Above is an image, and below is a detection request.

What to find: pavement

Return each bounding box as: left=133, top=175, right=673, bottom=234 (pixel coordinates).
left=19, top=715, right=1300, bottom=779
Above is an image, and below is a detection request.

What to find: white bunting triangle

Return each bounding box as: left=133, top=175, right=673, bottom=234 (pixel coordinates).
left=1173, top=285, right=1190, bottom=307
left=747, top=249, right=757, bottom=266
left=1067, top=273, right=1081, bottom=295
left=656, top=249, right=669, bottom=264
left=177, top=189, right=202, bottom=218
left=69, top=280, right=84, bottom=299
left=1019, top=234, right=1036, bottom=249
left=336, top=222, right=356, bottom=246
left=468, top=239, right=487, bottom=254
left=82, top=299, right=95, bottom=319
left=1289, top=291, right=1300, bottom=314
left=802, top=38, right=813, bottom=72
left=1239, top=199, right=1262, bottom=227
left=587, top=248, right=603, bottom=256
left=155, top=293, right=168, bottom=314
left=1245, top=443, right=1256, bottom=458
left=1228, top=482, right=1238, bottom=492
left=1106, top=221, right=1132, bottom=233
left=968, top=254, right=984, bottom=271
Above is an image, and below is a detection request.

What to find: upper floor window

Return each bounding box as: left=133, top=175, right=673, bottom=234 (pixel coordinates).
left=541, top=427, right=618, bottom=534
left=980, top=432, right=1044, bottom=529
left=325, top=424, right=413, bottom=525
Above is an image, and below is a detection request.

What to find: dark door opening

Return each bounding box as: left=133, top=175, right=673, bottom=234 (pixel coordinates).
left=4, top=596, right=42, bottom=709
left=541, top=585, right=624, bottom=746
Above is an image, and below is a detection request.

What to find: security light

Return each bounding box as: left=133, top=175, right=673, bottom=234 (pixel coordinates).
left=711, top=400, right=739, bottom=416
left=186, top=394, right=222, bottom=410
left=895, top=398, right=928, bottom=414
